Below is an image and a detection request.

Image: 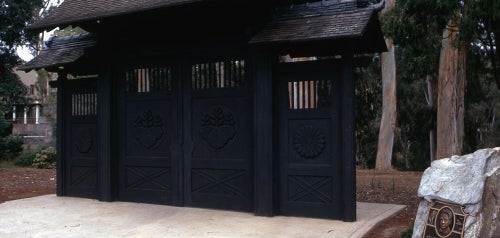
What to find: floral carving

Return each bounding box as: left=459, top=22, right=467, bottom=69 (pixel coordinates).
left=293, top=125, right=326, bottom=159
left=133, top=110, right=165, bottom=149
left=200, top=107, right=236, bottom=150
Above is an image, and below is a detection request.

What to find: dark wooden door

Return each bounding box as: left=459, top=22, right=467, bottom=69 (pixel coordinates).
left=184, top=58, right=254, bottom=211
left=64, top=78, right=98, bottom=198
left=117, top=65, right=176, bottom=204
left=277, top=61, right=343, bottom=219
left=117, top=58, right=253, bottom=211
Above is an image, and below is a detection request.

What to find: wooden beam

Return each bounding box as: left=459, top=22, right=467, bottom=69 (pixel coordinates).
left=341, top=50, right=357, bottom=222
left=56, top=72, right=67, bottom=196
left=97, top=69, right=113, bottom=201
left=253, top=49, right=274, bottom=216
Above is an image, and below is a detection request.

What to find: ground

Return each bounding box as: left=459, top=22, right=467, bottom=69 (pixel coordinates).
left=0, top=166, right=422, bottom=238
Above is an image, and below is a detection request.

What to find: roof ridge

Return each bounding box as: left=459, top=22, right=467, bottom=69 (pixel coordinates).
left=44, top=33, right=96, bottom=50
left=273, top=0, right=375, bottom=21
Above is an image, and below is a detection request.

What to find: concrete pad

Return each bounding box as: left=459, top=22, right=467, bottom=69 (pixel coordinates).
left=0, top=195, right=405, bottom=238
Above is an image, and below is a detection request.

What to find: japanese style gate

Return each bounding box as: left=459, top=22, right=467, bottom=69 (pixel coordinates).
left=20, top=0, right=386, bottom=221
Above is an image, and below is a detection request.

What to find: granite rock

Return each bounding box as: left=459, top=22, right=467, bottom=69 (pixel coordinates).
left=412, top=147, right=499, bottom=238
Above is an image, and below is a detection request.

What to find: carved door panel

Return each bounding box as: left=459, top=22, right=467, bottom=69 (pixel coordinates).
left=278, top=62, right=343, bottom=219
left=118, top=66, right=175, bottom=204
left=184, top=59, right=254, bottom=211
left=65, top=78, right=98, bottom=198
left=117, top=59, right=253, bottom=211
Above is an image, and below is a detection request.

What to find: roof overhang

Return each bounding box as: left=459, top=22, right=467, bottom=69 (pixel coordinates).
left=250, top=0, right=387, bottom=55
left=21, top=0, right=387, bottom=72
left=27, top=0, right=207, bottom=32
left=17, top=34, right=96, bottom=72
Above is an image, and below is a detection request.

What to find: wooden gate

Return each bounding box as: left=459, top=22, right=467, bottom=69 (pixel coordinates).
left=117, top=64, right=177, bottom=205
left=64, top=77, right=98, bottom=198
left=184, top=58, right=253, bottom=211
left=117, top=57, right=253, bottom=211
left=277, top=61, right=343, bottom=219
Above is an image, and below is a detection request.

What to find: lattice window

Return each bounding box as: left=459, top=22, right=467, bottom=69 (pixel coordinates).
left=192, top=60, right=245, bottom=89
left=125, top=67, right=172, bottom=93
left=72, top=93, right=97, bottom=116
left=288, top=80, right=332, bottom=109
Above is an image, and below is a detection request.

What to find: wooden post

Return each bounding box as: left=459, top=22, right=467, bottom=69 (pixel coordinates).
left=253, top=49, right=274, bottom=216
left=56, top=72, right=67, bottom=196
left=341, top=51, right=356, bottom=221
left=97, top=69, right=113, bottom=201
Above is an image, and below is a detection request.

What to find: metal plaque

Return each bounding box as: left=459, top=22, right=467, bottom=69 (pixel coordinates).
left=423, top=201, right=468, bottom=238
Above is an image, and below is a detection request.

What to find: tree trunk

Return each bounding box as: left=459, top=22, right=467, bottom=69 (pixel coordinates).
left=375, top=0, right=397, bottom=171
left=426, top=75, right=436, bottom=162
left=436, top=21, right=466, bottom=160
left=492, top=30, right=500, bottom=91
left=375, top=39, right=397, bottom=171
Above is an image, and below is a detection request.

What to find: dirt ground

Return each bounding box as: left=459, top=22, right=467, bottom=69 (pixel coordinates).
left=0, top=167, right=422, bottom=238
left=357, top=169, right=423, bottom=238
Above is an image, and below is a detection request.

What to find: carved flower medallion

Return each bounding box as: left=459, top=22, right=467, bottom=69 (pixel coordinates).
left=293, top=125, right=326, bottom=159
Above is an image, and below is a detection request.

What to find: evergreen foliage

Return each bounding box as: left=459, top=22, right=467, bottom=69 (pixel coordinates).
left=14, top=146, right=44, bottom=167
left=1, top=0, right=45, bottom=113
left=371, top=0, right=500, bottom=169
left=354, top=59, right=382, bottom=168
left=0, top=111, right=23, bottom=160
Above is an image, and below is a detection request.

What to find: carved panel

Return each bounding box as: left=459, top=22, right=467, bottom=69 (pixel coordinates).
left=192, top=99, right=252, bottom=160
left=288, top=119, right=331, bottom=164
left=70, top=166, right=97, bottom=188
left=293, top=125, right=326, bottom=159
left=200, top=107, right=236, bottom=151
left=71, top=125, right=97, bottom=157
left=125, top=101, right=170, bottom=157
left=287, top=175, right=333, bottom=204
left=192, top=169, right=246, bottom=197
left=125, top=167, right=171, bottom=191
left=133, top=110, right=166, bottom=150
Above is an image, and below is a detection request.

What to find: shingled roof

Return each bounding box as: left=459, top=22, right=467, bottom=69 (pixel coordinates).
left=250, top=0, right=384, bottom=44
left=18, top=34, right=96, bottom=71
left=27, top=0, right=205, bottom=31
left=21, top=0, right=386, bottom=71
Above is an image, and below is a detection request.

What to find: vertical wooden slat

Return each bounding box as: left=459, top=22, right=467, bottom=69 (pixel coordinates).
left=146, top=68, right=150, bottom=92
left=304, top=81, right=309, bottom=109
left=310, top=81, right=315, bottom=109
left=85, top=93, right=87, bottom=115
left=77, top=94, right=81, bottom=116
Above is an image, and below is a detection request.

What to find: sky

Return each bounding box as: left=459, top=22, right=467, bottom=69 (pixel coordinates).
left=17, top=0, right=62, bottom=62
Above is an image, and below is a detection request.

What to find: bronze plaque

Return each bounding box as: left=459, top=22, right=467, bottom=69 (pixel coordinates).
left=423, top=201, right=468, bottom=238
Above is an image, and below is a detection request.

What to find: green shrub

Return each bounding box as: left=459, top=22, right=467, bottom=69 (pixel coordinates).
left=0, top=135, right=24, bottom=161
left=14, top=146, right=45, bottom=167
left=32, top=146, right=56, bottom=169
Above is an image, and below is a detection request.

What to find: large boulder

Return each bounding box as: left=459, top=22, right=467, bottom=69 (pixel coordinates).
left=412, top=147, right=499, bottom=238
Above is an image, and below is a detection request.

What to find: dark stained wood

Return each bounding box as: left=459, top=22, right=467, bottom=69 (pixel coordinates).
left=97, top=69, right=112, bottom=201
left=277, top=60, right=343, bottom=219
left=63, top=77, right=99, bottom=199
left=252, top=49, right=275, bottom=216
left=341, top=51, right=356, bottom=221
left=56, top=73, right=66, bottom=196
left=28, top=0, right=387, bottom=222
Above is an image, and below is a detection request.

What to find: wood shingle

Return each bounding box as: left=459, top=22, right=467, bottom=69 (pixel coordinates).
left=28, top=0, right=205, bottom=31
